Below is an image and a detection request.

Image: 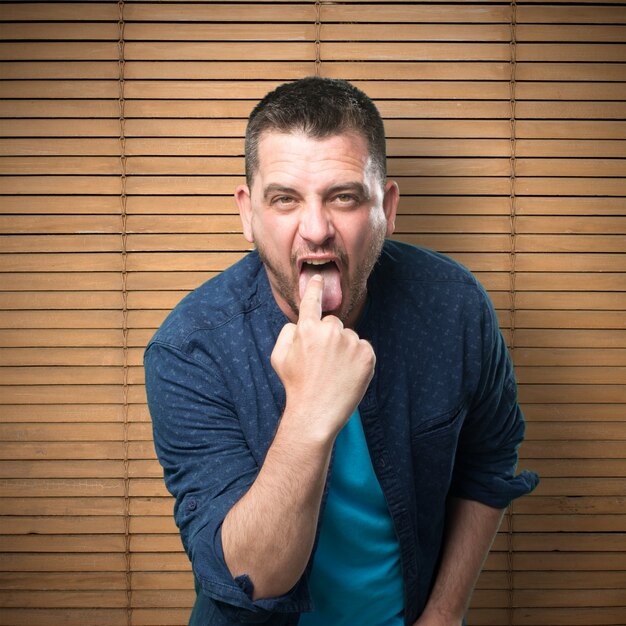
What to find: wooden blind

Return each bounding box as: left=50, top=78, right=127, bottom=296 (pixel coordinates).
left=1, top=2, right=624, bottom=624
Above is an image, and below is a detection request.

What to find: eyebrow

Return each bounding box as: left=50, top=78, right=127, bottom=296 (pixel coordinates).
left=326, top=182, right=369, bottom=199
left=262, top=184, right=299, bottom=201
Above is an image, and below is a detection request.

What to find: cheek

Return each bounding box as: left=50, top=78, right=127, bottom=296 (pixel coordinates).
left=352, top=213, right=385, bottom=246
left=257, top=216, right=296, bottom=257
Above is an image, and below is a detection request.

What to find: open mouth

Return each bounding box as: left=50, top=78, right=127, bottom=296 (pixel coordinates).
left=298, top=258, right=342, bottom=312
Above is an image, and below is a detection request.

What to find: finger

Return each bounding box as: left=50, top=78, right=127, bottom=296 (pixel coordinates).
left=322, top=314, right=344, bottom=330
left=271, top=322, right=296, bottom=368
left=297, top=274, right=323, bottom=322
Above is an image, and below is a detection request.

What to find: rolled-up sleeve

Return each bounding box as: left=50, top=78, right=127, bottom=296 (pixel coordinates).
left=450, top=288, right=539, bottom=508
left=144, top=341, right=309, bottom=619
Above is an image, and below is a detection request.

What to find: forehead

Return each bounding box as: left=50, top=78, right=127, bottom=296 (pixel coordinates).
left=254, top=131, right=372, bottom=184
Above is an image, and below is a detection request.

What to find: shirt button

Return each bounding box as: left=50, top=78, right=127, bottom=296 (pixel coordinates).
left=186, top=498, right=197, bottom=512
left=379, top=456, right=386, bottom=468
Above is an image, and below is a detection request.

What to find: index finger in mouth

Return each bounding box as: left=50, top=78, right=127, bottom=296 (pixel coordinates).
left=298, top=274, right=323, bottom=322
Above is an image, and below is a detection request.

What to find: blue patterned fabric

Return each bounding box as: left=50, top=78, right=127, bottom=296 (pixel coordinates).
left=144, top=240, right=539, bottom=625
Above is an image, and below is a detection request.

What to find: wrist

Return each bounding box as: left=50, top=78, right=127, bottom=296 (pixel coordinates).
left=279, top=402, right=344, bottom=446
left=415, top=609, right=463, bottom=626
left=418, top=603, right=464, bottom=626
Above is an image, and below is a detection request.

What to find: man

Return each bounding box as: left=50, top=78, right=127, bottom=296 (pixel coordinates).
left=144, top=77, right=538, bottom=626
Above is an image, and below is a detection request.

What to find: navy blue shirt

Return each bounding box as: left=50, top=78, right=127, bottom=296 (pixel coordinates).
left=144, top=241, right=539, bottom=625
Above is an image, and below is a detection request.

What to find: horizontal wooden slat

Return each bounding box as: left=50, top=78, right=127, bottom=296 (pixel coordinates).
left=0, top=459, right=157, bottom=480
left=2, top=4, right=119, bottom=20
left=0, top=366, right=124, bottom=385
left=476, top=570, right=626, bottom=592
left=0, top=552, right=128, bottom=572
left=519, top=384, right=626, bottom=403
left=0, top=22, right=118, bottom=40
left=518, top=5, right=626, bottom=24
left=522, top=404, right=626, bottom=422
left=515, top=310, right=626, bottom=328
left=0, top=348, right=124, bottom=366
left=515, top=460, right=626, bottom=479
left=0, top=100, right=120, bottom=119
left=0, top=589, right=131, bottom=608
left=0, top=609, right=133, bottom=626
left=515, top=139, right=626, bottom=158
left=516, top=84, right=626, bottom=101
left=514, top=348, right=626, bottom=367
left=0, top=329, right=123, bottom=348
left=0, top=216, right=124, bottom=234
left=518, top=292, right=626, bottom=309
left=517, top=366, right=626, bottom=384
left=0, top=79, right=119, bottom=98
left=0, top=439, right=152, bottom=461
left=0, top=138, right=238, bottom=157
left=0, top=571, right=128, bottom=590
left=516, top=198, right=626, bottom=216
left=525, top=422, right=626, bottom=441
left=517, top=24, right=626, bottom=41
left=486, top=552, right=626, bottom=573
left=0, top=461, right=126, bottom=479
left=521, top=440, right=626, bottom=459
left=517, top=43, right=626, bottom=62
left=0, top=42, right=120, bottom=61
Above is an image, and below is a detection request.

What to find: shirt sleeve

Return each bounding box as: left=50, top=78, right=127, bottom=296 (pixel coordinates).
left=449, top=287, right=539, bottom=508
left=144, top=340, right=310, bottom=620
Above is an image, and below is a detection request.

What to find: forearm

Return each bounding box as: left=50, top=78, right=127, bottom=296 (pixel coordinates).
left=417, top=497, right=504, bottom=625
left=222, top=277, right=374, bottom=602
left=221, top=415, right=334, bottom=601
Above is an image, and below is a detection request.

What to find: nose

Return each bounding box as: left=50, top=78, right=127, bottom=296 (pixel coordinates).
left=298, top=200, right=334, bottom=246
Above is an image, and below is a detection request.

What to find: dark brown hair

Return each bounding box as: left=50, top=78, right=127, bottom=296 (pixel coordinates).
left=245, top=77, right=387, bottom=186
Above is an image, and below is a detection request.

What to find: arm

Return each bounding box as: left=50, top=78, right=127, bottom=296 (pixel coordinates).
left=417, top=285, right=536, bottom=625
left=415, top=497, right=504, bottom=626
left=220, top=398, right=333, bottom=601
left=222, top=275, right=375, bottom=600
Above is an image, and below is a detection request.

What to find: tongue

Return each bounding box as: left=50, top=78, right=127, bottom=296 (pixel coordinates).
left=299, top=263, right=342, bottom=312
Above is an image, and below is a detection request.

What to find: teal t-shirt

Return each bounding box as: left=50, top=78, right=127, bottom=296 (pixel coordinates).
left=299, top=410, right=404, bottom=626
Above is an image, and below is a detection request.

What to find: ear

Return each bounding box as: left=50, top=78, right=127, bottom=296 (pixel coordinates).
left=235, top=184, right=254, bottom=243
left=382, top=180, right=399, bottom=237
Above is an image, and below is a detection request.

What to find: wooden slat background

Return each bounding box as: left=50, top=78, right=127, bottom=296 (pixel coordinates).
left=0, top=1, right=624, bottom=624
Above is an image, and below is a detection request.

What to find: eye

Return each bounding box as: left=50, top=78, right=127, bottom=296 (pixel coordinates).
left=333, top=193, right=359, bottom=207
left=272, top=195, right=295, bottom=208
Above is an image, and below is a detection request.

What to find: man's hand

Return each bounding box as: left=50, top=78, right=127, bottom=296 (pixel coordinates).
left=412, top=498, right=504, bottom=626
left=271, top=274, right=375, bottom=442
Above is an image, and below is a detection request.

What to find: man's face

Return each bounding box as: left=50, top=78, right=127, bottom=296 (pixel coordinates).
left=236, top=131, right=398, bottom=327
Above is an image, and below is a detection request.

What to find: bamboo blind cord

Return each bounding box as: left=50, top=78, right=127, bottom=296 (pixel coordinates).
left=314, top=1, right=322, bottom=75
left=117, top=1, right=132, bottom=623
left=506, top=2, right=518, bottom=625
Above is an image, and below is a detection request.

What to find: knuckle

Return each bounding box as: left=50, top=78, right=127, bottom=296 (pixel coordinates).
left=359, top=339, right=376, bottom=361
left=344, top=328, right=359, bottom=342
left=322, top=315, right=343, bottom=329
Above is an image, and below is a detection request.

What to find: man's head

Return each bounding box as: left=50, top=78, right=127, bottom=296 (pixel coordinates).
left=236, top=77, right=398, bottom=328
left=245, top=77, right=387, bottom=188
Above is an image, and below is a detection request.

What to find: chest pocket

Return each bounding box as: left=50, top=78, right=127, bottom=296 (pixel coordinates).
left=410, top=403, right=467, bottom=506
